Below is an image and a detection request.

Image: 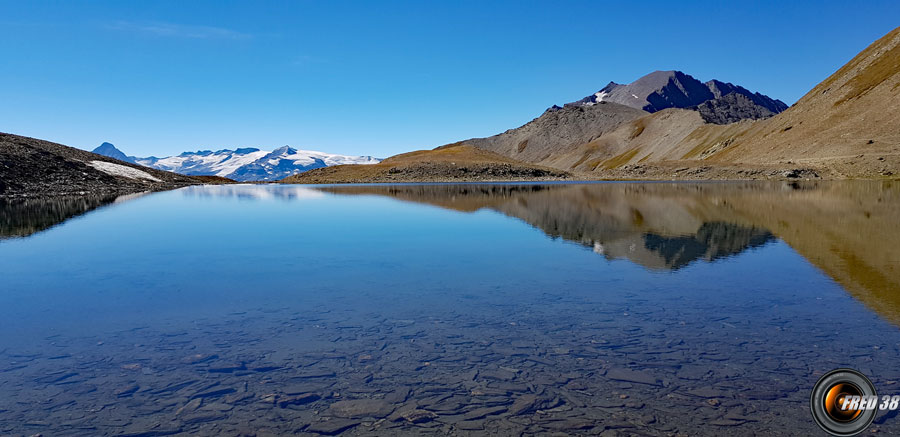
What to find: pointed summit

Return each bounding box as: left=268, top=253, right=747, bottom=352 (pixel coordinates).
left=567, top=70, right=715, bottom=112
left=564, top=70, right=787, bottom=124
left=270, top=145, right=298, bottom=156
left=91, top=142, right=135, bottom=163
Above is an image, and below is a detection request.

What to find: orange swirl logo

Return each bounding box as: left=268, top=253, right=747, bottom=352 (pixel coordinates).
left=811, top=369, right=878, bottom=436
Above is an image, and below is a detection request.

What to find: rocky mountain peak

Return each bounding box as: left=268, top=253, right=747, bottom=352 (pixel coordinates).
left=91, top=142, right=134, bottom=163
left=564, top=70, right=787, bottom=124
left=270, top=145, right=297, bottom=156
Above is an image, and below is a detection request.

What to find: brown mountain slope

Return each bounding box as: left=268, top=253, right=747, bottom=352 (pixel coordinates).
left=463, top=27, right=900, bottom=180
left=281, top=145, right=571, bottom=183
left=705, top=26, right=900, bottom=177
left=0, top=133, right=232, bottom=197
left=463, top=102, right=647, bottom=163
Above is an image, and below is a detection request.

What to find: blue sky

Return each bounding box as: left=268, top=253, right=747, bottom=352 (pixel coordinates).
left=2, top=1, right=899, bottom=158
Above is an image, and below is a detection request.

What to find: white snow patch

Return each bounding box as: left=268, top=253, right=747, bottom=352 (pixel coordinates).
left=285, top=149, right=380, bottom=167
left=88, top=161, right=161, bottom=182
left=136, top=150, right=269, bottom=178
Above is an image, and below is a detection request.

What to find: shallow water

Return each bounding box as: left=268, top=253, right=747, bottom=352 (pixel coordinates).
left=1, top=182, right=899, bottom=436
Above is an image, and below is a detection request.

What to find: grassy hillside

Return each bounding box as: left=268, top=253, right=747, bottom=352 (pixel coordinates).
left=282, top=145, right=571, bottom=183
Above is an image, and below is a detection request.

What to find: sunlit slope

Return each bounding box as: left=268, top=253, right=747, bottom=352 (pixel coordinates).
left=459, top=27, right=900, bottom=179
left=282, top=145, right=571, bottom=183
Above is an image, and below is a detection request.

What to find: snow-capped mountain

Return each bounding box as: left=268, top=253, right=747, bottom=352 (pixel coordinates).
left=91, top=143, right=380, bottom=182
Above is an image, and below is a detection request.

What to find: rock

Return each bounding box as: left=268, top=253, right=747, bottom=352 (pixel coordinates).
left=222, top=392, right=255, bottom=404
left=36, top=372, right=78, bottom=384
left=278, top=393, right=321, bottom=408
left=201, top=402, right=234, bottom=412
left=542, top=418, right=595, bottom=431
left=400, top=409, right=438, bottom=424
left=455, top=421, right=484, bottom=431
left=152, top=380, right=198, bottom=395
left=605, top=368, right=660, bottom=386
left=282, top=383, right=326, bottom=395
left=250, top=365, right=282, bottom=372
left=383, top=387, right=410, bottom=404
left=181, top=354, right=217, bottom=364
left=191, top=388, right=236, bottom=399
left=685, top=387, right=728, bottom=398
left=175, top=398, right=203, bottom=416
left=507, top=394, right=540, bottom=416
left=328, top=399, right=393, bottom=419
left=295, top=369, right=337, bottom=379
left=118, top=426, right=183, bottom=437
left=463, top=406, right=507, bottom=420
left=781, top=168, right=818, bottom=179
left=305, top=419, right=361, bottom=435
left=115, top=384, right=140, bottom=397
left=207, top=363, right=246, bottom=373
left=181, top=412, right=227, bottom=425
left=525, top=356, right=555, bottom=366
left=479, top=369, right=516, bottom=381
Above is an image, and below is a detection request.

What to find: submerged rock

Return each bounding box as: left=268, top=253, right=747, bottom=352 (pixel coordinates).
left=328, top=399, right=393, bottom=419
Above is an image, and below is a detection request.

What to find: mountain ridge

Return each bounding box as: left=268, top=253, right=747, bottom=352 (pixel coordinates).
left=2, top=133, right=227, bottom=198
left=92, top=143, right=381, bottom=182
left=564, top=70, right=787, bottom=124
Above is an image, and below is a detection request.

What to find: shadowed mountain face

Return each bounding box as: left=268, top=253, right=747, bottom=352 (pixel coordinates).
left=565, top=71, right=787, bottom=123
left=317, top=182, right=900, bottom=324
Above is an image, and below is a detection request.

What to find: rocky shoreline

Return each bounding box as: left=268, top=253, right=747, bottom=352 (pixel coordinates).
left=0, top=133, right=231, bottom=199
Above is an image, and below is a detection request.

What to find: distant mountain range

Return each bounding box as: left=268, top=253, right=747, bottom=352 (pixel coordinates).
left=90, top=143, right=380, bottom=182
left=0, top=134, right=213, bottom=198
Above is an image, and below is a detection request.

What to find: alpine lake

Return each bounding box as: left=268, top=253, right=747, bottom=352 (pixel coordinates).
left=1, top=181, right=899, bottom=436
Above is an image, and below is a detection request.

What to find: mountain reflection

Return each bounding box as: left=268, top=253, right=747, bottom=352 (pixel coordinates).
left=316, top=182, right=900, bottom=324
left=316, top=184, right=776, bottom=270
left=180, top=184, right=324, bottom=200
left=0, top=194, right=121, bottom=239
left=640, top=222, right=773, bottom=270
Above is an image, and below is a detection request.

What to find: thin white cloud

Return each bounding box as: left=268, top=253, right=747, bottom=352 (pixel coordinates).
left=109, top=21, right=250, bottom=40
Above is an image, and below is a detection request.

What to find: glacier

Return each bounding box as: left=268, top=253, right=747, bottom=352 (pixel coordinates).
left=92, top=143, right=380, bottom=182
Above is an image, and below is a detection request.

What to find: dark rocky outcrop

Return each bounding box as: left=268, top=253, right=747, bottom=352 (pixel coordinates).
left=0, top=133, right=219, bottom=198
left=565, top=71, right=787, bottom=123
left=694, top=92, right=782, bottom=124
